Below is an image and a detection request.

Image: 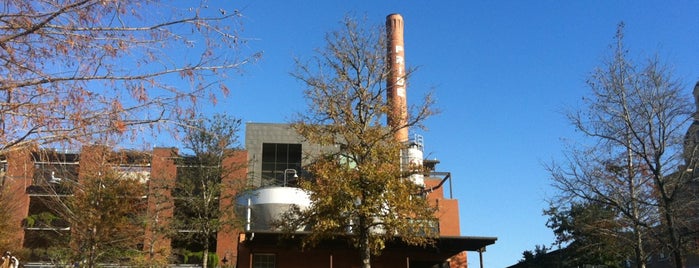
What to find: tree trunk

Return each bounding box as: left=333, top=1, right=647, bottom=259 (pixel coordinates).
left=661, top=198, right=685, bottom=268
left=203, top=248, right=209, bottom=268
left=633, top=227, right=646, bottom=268
left=653, top=170, right=686, bottom=268
left=89, top=226, right=98, bottom=268
left=627, top=144, right=646, bottom=268
left=360, top=233, right=371, bottom=268
left=359, top=216, right=371, bottom=268
left=203, top=234, right=210, bottom=268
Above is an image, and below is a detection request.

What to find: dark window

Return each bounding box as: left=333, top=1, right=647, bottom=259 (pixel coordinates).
left=261, top=143, right=301, bottom=186
left=252, top=253, right=275, bottom=268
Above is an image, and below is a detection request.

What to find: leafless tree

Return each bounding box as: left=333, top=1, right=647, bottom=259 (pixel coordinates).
left=548, top=23, right=695, bottom=268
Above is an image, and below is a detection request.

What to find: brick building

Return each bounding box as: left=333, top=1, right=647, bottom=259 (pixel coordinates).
left=0, top=122, right=496, bottom=267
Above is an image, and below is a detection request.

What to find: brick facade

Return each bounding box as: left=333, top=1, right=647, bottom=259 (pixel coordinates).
left=1, top=125, right=495, bottom=267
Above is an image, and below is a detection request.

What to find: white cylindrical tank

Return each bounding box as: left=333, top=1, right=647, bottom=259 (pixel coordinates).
left=236, top=187, right=311, bottom=231
left=402, top=142, right=424, bottom=186
left=406, top=143, right=423, bottom=168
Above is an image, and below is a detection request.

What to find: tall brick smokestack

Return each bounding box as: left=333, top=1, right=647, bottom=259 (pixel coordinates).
left=386, top=14, right=408, bottom=142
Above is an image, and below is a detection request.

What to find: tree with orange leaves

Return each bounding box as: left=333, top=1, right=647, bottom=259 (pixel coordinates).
left=0, top=0, right=260, bottom=154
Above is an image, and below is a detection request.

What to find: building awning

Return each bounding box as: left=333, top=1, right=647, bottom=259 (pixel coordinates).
left=435, top=235, right=497, bottom=252
left=239, top=231, right=496, bottom=254
left=238, top=232, right=496, bottom=268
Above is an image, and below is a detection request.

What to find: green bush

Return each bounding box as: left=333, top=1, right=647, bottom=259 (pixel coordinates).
left=208, top=253, right=219, bottom=268
left=178, top=249, right=219, bottom=267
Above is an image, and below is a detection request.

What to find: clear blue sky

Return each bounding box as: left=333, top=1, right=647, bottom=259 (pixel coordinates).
left=197, top=1, right=699, bottom=267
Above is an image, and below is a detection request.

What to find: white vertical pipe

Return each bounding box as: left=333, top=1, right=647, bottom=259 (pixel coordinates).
left=246, top=197, right=251, bottom=231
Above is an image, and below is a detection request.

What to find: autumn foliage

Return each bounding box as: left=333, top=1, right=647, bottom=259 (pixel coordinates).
left=0, top=0, right=259, bottom=154
left=285, top=16, right=437, bottom=268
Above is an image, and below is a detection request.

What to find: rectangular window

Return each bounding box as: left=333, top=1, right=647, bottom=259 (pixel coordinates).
left=261, top=143, right=301, bottom=186
left=252, top=253, right=276, bottom=268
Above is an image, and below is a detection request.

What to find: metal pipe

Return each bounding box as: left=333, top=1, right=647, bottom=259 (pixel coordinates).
left=421, top=172, right=451, bottom=198
left=246, top=198, right=251, bottom=231
left=479, top=247, right=485, bottom=268
left=283, top=168, right=297, bottom=187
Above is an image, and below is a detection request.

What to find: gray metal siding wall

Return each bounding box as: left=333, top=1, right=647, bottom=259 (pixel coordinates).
left=244, top=123, right=331, bottom=187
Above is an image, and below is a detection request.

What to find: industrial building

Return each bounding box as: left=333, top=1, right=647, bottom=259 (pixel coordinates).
left=0, top=13, right=496, bottom=267
left=0, top=124, right=495, bottom=268
left=236, top=122, right=496, bottom=268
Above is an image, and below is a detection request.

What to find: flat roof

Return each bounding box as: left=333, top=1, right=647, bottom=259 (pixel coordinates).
left=436, top=235, right=498, bottom=252
left=240, top=231, right=496, bottom=254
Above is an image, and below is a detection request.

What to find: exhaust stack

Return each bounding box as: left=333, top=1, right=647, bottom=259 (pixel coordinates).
left=386, top=14, right=408, bottom=142
left=387, top=14, right=425, bottom=187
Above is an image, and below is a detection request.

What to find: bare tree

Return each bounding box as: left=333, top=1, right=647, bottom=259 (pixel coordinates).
left=284, top=16, right=437, bottom=268
left=548, top=23, right=695, bottom=268
left=0, top=0, right=260, bottom=154
left=173, top=114, right=243, bottom=268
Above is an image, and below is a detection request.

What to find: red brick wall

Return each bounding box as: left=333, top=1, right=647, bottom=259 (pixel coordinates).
left=78, top=145, right=110, bottom=179
left=424, top=177, right=460, bottom=236
left=216, top=149, right=248, bottom=266
left=5, top=148, right=34, bottom=250
left=144, top=147, right=177, bottom=263
left=424, top=177, right=467, bottom=267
